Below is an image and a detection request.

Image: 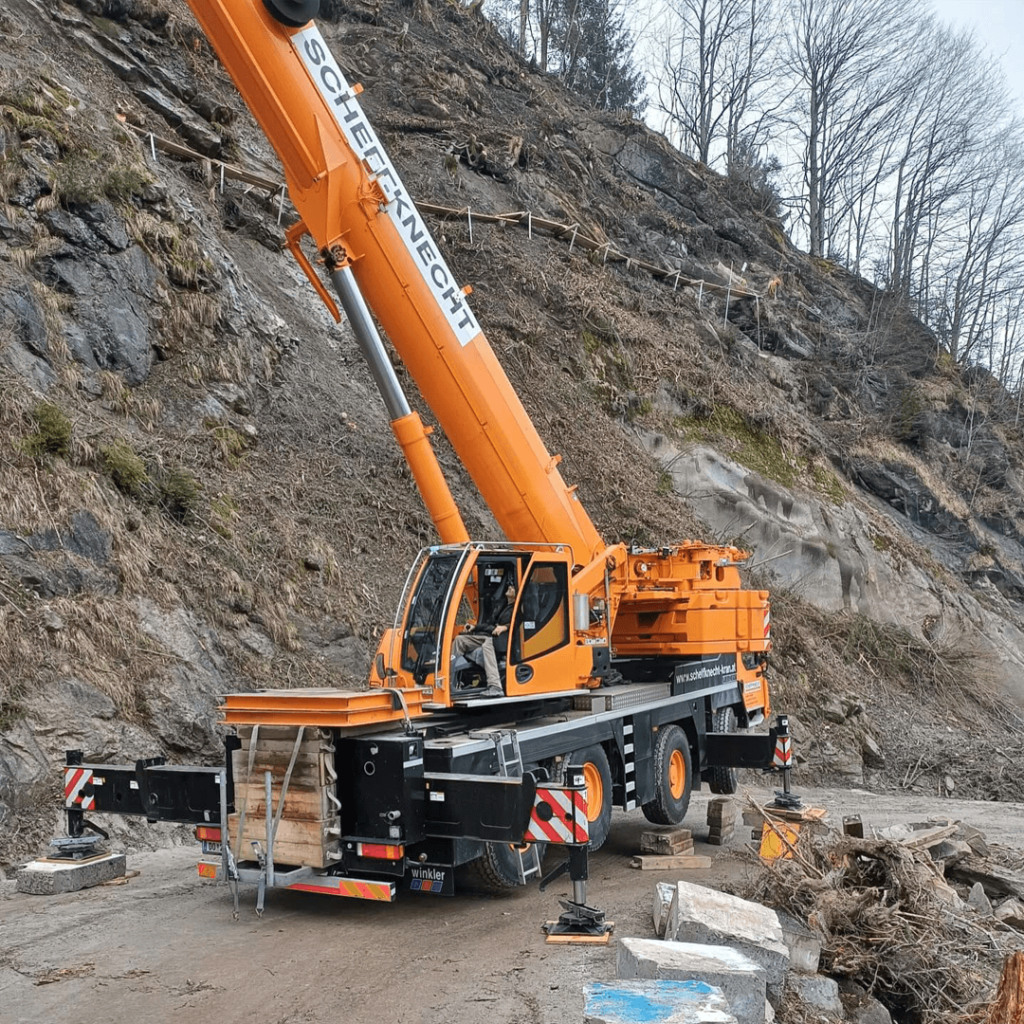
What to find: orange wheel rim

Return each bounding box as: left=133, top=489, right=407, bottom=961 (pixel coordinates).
left=582, top=762, right=604, bottom=822
left=669, top=749, right=686, bottom=800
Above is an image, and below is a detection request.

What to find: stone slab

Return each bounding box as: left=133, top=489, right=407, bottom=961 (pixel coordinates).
left=16, top=853, right=126, bottom=894
left=776, top=909, right=821, bottom=974
left=788, top=974, right=843, bottom=1016
left=618, top=937, right=767, bottom=1024
left=665, top=881, right=790, bottom=990
left=655, top=882, right=676, bottom=938
left=585, top=979, right=736, bottom=1024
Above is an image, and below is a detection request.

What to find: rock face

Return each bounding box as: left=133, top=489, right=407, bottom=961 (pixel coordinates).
left=647, top=440, right=1024, bottom=704
left=1, top=0, right=1024, bottom=863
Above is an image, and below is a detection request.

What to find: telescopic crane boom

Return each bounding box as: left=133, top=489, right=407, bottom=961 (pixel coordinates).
left=185, top=0, right=603, bottom=562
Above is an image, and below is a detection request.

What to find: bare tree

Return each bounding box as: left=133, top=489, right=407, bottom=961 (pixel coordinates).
left=652, top=0, right=777, bottom=166
left=932, top=134, right=1024, bottom=366
left=885, top=24, right=1005, bottom=305
left=782, top=0, right=923, bottom=257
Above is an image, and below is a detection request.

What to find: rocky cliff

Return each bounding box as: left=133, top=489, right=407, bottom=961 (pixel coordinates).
left=2, top=0, right=1022, bottom=865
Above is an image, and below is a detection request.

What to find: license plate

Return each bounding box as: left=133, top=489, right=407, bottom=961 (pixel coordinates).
left=201, top=841, right=223, bottom=855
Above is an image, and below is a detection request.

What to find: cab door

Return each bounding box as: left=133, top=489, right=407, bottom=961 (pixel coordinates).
left=507, top=554, right=581, bottom=695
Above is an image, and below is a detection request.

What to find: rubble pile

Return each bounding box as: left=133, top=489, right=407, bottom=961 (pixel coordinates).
left=740, top=819, right=1024, bottom=1023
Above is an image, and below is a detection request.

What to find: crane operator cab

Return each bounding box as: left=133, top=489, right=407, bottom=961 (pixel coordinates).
left=371, top=544, right=606, bottom=707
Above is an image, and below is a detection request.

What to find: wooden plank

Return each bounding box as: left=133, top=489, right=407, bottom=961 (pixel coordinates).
left=544, top=923, right=614, bottom=945
left=231, top=751, right=324, bottom=787
left=233, top=783, right=333, bottom=822
left=234, top=729, right=332, bottom=752
left=744, top=804, right=827, bottom=825
left=228, top=813, right=339, bottom=870
left=232, top=839, right=335, bottom=869
left=544, top=932, right=613, bottom=945
left=630, top=855, right=713, bottom=870
left=639, top=829, right=693, bottom=855
left=229, top=813, right=337, bottom=847
left=901, top=825, right=959, bottom=850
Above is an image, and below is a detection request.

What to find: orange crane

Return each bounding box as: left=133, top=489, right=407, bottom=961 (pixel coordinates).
left=58, top=0, right=793, bottom=928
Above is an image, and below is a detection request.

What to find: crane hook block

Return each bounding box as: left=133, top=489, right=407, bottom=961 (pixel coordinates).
left=262, top=0, right=319, bottom=27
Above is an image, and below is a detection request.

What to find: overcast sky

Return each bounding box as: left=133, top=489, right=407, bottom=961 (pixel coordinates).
left=930, top=0, right=1024, bottom=109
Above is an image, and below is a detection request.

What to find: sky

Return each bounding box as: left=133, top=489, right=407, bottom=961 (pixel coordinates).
left=929, top=0, right=1024, bottom=109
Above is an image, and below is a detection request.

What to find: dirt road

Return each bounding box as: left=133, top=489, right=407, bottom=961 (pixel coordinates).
left=3, top=786, right=1022, bottom=1024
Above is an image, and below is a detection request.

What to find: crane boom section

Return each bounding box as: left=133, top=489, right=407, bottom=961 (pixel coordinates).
left=185, top=0, right=603, bottom=561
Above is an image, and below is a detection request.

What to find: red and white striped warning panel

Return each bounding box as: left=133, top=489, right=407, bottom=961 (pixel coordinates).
left=763, top=608, right=771, bottom=639
left=526, top=786, right=589, bottom=845
left=773, top=735, right=793, bottom=768
left=64, top=767, right=95, bottom=810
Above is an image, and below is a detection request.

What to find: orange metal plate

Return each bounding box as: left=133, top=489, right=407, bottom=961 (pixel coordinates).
left=219, top=687, right=432, bottom=727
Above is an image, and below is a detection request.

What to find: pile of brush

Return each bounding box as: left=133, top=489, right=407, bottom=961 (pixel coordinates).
left=741, top=821, right=1024, bottom=1023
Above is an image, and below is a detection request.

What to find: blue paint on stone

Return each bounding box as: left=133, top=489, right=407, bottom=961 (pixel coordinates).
left=586, top=980, right=727, bottom=1023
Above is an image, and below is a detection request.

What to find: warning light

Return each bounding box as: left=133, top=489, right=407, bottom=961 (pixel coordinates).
left=356, top=843, right=404, bottom=860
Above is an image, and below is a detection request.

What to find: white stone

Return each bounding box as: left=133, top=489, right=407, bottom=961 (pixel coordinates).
left=654, top=882, right=676, bottom=937
left=585, top=979, right=736, bottom=1024
left=618, top=937, right=767, bottom=1024
left=16, top=853, right=126, bottom=894
left=776, top=909, right=821, bottom=974
left=665, top=881, right=790, bottom=990
left=787, top=974, right=843, bottom=1016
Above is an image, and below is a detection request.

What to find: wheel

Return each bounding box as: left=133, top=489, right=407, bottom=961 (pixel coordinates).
left=460, top=841, right=544, bottom=895
left=642, top=724, right=692, bottom=825
left=570, top=744, right=613, bottom=851
left=709, top=706, right=740, bottom=795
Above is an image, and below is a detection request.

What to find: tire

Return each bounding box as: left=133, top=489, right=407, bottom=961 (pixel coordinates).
left=642, top=724, right=693, bottom=825
left=460, top=841, right=543, bottom=895
left=709, top=706, right=740, bottom=795
left=569, top=744, right=613, bottom=852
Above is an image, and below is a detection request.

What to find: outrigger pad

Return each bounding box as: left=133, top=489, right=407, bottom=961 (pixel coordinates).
left=543, top=900, right=613, bottom=945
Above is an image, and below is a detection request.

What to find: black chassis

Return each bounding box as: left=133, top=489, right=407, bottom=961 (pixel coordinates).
left=62, top=670, right=785, bottom=886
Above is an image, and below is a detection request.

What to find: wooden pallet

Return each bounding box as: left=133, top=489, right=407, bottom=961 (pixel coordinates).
left=228, top=726, right=339, bottom=868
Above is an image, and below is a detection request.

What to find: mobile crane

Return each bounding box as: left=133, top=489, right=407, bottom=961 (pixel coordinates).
left=58, top=0, right=793, bottom=934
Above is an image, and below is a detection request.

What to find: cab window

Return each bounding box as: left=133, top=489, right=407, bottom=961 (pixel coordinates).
left=511, top=562, right=569, bottom=662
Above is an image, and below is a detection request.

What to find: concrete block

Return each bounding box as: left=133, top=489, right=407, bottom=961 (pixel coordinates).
left=776, top=909, right=821, bottom=974
left=16, top=853, right=126, bottom=895
left=654, top=882, right=676, bottom=938
left=788, top=974, right=843, bottom=1016
left=619, top=937, right=767, bottom=1024
left=585, top=979, right=736, bottom=1024
left=665, top=881, right=790, bottom=990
